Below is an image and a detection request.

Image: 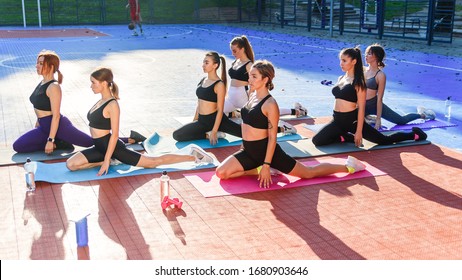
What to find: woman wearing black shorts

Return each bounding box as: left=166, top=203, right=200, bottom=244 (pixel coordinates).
left=66, top=67, right=213, bottom=175
left=216, top=60, right=366, bottom=188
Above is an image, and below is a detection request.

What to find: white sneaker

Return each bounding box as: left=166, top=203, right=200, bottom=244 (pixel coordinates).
left=345, top=156, right=366, bottom=174
left=270, top=167, right=284, bottom=176
left=206, top=131, right=226, bottom=139
left=365, top=115, right=377, bottom=125
left=190, top=146, right=214, bottom=164
left=417, top=106, right=436, bottom=120
left=232, top=110, right=241, bottom=119
left=278, top=120, right=297, bottom=135
left=294, top=102, right=308, bottom=117
left=110, top=158, right=122, bottom=166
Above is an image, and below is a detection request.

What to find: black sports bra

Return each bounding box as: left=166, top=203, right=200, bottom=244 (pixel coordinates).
left=29, top=80, right=56, bottom=111
left=366, top=70, right=381, bottom=90
left=87, top=99, right=115, bottom=130
left=332, top=82, right=358, bottom=103
left=196, top=78, right=221, bottom=102
left=241, top=94, right=272, bottom=129
left=228, top=60, right=252, bottom=82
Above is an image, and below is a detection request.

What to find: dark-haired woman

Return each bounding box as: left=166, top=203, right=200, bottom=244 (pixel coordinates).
left=172, top=52, right=242, bottom=145
left=364, top=44, right=435, bottom=130
left=312, top=47, right=428, bottom=147
left=216, top=60, right=366, bottom=188
left=225, top=35, right=307, bottom=121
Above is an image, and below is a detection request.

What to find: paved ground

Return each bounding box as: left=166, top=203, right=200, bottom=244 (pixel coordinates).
left=0, top=24, right=461, bottom=265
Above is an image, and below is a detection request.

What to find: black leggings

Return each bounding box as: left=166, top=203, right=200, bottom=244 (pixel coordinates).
left=81, top=134, right=141, bottom=166
left=173, top=111, right=242, bottom=141
left=234, top=138, right=297, bottom=174
left=312, top=109, right=415, bottom=146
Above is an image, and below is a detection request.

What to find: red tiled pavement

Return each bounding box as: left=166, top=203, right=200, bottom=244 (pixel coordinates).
left=1, top=142, right=461, bottom=260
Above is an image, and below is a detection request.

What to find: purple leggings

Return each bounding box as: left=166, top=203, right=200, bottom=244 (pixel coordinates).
left=13, top=115, right=93, bottom=153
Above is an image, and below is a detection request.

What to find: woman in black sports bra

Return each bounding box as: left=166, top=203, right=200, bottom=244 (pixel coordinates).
left=216, top=60, right=367, bottom=188
left=12, top=50, right=95, bottom=154
left=224, top=35, right=307, bottom=122
left=364, top=44, right=435, bottom=129
left=66, top=68, right=214, bottom=175
left=172, top=51, right=242, bottom=145
left=13, top=50, right=146, bottom=155
left=313, top=47, right=428, bottom=147
left=223, top=35, right=255, bottom=116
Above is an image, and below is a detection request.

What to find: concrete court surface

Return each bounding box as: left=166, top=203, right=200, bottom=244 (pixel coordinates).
left=0, top=24, right=461, bottom=261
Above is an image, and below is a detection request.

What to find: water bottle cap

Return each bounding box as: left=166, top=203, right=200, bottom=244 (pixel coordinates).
left=26, top=157, right=31, bottom=163
left=162, top=170, right=167, bottom=175
left=447, top=96, right=451, bottom=100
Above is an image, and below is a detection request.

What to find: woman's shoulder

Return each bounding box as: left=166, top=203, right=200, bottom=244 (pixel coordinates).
left=245, top=60, right=253, bottom=69
left=376, top=69, right=386, bottom=79
left=46, top=81, right=61, bottom=93
left=105, top=98, right=119, bottom=107
left=264, top=95, right=279, bottom=107
left=213, top=79, right=225, bottom=90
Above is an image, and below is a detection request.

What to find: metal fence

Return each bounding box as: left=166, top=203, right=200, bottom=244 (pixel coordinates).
left=243, top=0, right=457, bottom=44
left=0, top=0, right=457, bottom=44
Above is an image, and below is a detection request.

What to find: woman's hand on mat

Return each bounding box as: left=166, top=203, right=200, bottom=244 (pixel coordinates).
left=354, top=132, right=363, bottom=147
left=208, top=131, right=218, bottom=145
left=258, top=165, right=272, bottom=188
left=374, top=119, right=382, bottom=130
left=98, top=161, right=110, bottom=176
left=45, top=141, right=54, bottom=154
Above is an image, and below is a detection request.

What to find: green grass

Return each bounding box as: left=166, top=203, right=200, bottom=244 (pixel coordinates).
left=383, top=1, right=427, bottom=20
left=345, top=0, right=428, bottom=21
left=456, top=4, right=462, bottom=12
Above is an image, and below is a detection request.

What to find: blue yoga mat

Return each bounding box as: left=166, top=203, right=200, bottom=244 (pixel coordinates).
left=34, top=144, right=218, bottom=183
left=34, top=160, right=216, bottom=184
left=143, top=132, right=303, bottom=155
left=0, top=143, right=144, bottom=167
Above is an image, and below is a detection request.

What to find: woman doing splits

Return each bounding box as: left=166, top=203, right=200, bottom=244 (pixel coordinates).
left=312, top=47, right=428, bottom=147
left=216, top=60, right=366, bottom=188
left=172, top=52, right=242, bottom=145
left=364, top=44, right=435, bottom=129
left=66, top=68, right=213, bottom=175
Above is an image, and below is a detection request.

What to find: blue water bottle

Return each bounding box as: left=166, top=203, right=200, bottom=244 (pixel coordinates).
left=72, top=214, right=90, bottom=247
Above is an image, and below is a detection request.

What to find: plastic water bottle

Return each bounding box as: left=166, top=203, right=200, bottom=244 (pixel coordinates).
left=75, top=216, right=89, bottom=247
left=70, top=213, right=90, bottom=247
left=445, top=96, right=452, bottom=119
left=159, top=171, right=170, bottom=202
left=24, top=158, right=37, bottom=192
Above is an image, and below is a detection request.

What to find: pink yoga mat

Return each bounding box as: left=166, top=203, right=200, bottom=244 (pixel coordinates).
left=184, top=158, right=386, bottom=197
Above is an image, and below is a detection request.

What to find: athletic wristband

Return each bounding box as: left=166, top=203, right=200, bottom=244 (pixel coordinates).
left=263, top=162, right=271, bottom=166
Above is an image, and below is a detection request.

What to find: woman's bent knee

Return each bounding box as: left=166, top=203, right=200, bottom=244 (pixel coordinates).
left=215, top=166, right=229, bottom=180
left=66, top=160, right=78, bottom=171
left=172, top=130, right=185, bottom=141
left=312, top=135, right=323, bottom=147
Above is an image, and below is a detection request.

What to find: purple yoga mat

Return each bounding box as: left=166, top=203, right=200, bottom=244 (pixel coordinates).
left=378, top=119, right=457, bottom=132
